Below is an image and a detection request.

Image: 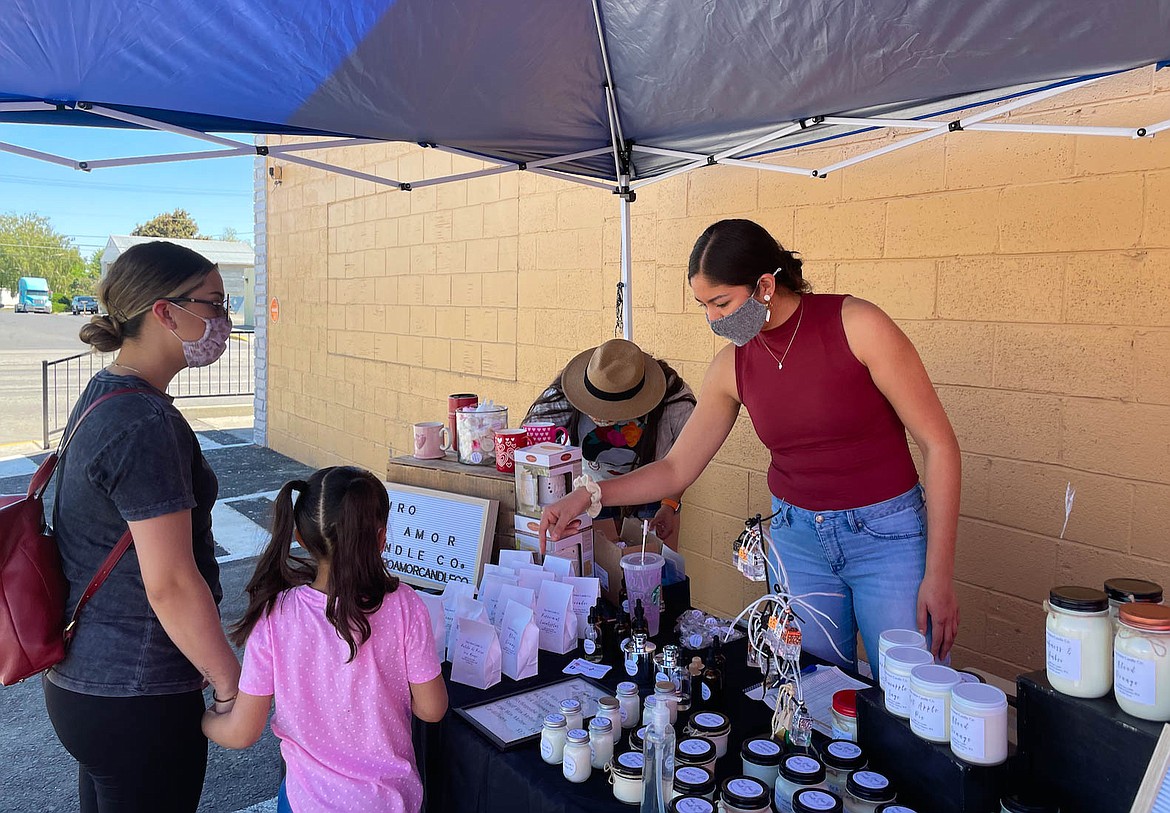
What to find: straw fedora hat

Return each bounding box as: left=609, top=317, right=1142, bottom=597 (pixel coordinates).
left=561, top=339, right=667, bottom=423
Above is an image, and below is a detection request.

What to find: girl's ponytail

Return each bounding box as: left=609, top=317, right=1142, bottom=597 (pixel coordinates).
left=231, top=479, right=314, bottom=647
left=326, top=473, right=396, bottom=662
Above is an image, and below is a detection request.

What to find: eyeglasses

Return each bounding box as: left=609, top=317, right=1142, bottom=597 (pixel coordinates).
left=166, top=296, right=230, bottom=318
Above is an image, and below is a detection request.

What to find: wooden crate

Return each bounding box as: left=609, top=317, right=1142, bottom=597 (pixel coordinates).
left=386, top=453, right=519, bottom=561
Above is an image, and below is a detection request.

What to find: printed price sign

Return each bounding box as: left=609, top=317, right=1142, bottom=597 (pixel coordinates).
left=382, top=482, right=498, bottom=592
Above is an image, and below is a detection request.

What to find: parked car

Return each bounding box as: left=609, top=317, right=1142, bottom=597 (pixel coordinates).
left=71, top=295, right=98, bottom=315
left=16, top=277, right=52, bottom=313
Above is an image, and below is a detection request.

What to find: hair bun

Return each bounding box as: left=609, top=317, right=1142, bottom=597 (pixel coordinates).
left=79, top=315, right=124, bottom=353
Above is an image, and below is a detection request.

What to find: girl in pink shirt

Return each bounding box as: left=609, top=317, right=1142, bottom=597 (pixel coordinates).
left=203, top=466, right=448, bottom=812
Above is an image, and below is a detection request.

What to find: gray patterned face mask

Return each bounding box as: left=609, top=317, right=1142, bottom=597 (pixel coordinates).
left=707, top=282, right=768, bottom=346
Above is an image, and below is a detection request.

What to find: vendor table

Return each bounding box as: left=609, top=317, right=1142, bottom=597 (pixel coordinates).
left=417, top=635, right=816, bottom=813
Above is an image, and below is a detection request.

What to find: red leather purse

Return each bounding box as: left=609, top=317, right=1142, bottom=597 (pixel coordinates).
left=0, top=388, right=151, bottom=685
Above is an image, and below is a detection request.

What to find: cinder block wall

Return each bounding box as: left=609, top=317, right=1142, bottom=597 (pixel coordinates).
left=264, top=69, right=1170, bottom=680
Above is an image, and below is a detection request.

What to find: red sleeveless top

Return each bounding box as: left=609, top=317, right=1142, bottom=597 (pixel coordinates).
left=734, top=293, right=919, bottom=510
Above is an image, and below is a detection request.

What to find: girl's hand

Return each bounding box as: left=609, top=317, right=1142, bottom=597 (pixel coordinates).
left=649, top=506, right=680, bottom=550
left=917, top=571, right=959, bottom=660
left=539, top=488, right=592, bottom=552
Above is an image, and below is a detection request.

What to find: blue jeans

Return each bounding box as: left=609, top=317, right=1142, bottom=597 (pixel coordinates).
left=277, top=781, right=292, bottom=813
left=767, top=484, right=927, bottom=681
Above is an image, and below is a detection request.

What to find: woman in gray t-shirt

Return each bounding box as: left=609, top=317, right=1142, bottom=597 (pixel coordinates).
left=44, top=241, right=240, bottom=813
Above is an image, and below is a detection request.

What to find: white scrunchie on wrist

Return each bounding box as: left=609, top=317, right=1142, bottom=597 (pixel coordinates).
left=572, top=474, right=603, bottom=518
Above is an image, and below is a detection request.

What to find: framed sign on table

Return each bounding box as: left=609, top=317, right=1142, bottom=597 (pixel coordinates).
left=1131, top=724, right=1170, bottom=813
left=455, top=676, right=612, bottom=751
left=382, top=482, right=498, bottom=592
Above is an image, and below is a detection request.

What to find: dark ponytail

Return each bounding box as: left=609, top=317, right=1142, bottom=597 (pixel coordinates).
left=325, top=472, right=394, bottom=662
left=231, top=480, right=314, bottom=647
left=687, top=219, right=810, bottom=294
left=232, top=467, right=397, bottom=662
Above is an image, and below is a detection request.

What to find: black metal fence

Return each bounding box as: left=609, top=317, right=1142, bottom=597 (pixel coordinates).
left=41, top=328, right=255, bottom=448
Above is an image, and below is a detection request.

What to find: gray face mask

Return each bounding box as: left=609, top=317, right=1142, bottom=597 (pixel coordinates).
left=708, top=290, right=768, bottom=346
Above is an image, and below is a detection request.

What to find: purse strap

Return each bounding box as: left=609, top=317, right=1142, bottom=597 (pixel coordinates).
left=39, top=387, right=158, bottom=643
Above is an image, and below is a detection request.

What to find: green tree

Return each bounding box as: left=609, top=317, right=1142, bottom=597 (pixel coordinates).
left=131, top=209, right=202, bottom=239
left=219, top=226, right=239, bottom=242
left=0, top=212, right=84, bottom=300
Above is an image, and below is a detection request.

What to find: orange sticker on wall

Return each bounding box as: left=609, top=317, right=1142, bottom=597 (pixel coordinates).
left=269, top=297, right=279, bottom=323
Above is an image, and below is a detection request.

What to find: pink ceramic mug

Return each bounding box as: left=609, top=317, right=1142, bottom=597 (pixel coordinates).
left=522, top=421, right=569, bottom=445
left=413, top=422, right=451, bottom=460
left=493, top=428, right=530, bottom=474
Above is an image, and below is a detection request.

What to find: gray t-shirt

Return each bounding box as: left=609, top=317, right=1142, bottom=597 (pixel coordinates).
left=48, top=370, right=221, bottom=697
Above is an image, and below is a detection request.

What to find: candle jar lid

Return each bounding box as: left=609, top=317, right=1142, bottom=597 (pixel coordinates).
left=885, top=646, right=934, bottom=671
left=689, top=710, right=730, bottom=734
left=590, top=716, right=614, bottom=733
left=630, top=725, right=649, bottom=751
left=1119, top=603, right=1170, bottom=632
left=794, top=788, right=845, bottom=813
left=677, top=736, right=717, bottom=763
left=740, top=736, right=784, bottom=766
left=952, top=682, right=1008, bottom=711
left=559, top=698, right=582, bottom=713
left=655, top=680, right=677, bottom=694
left=1049, top=585, right=1109, bottom=613
left=598, top=695, right=620, bottom=710
left=780, top=754, right=826, bottom=785
left=543, top=713, right=566, bottom=728
left=875, top=806, right=920, bottom=813
left=822, top=740, right=866, bottom=771
left=612, top=750, right=644, bottom=779
left=1000, top=795, right=1059, bottom=813
left=1104, top=578, right=1164, bottom=604
left=674, top=766, right=715, bottom=794
left=847, top=770, right=895, bottom=803
left=832, top=689, right=858, bottom=718
left=720, top=776, right=769, bottom=807
left=668, top=795, right=716, bottom=813
left=567, top=728, right=589, bottom=744
left=616, top=681, right=639, bottom=696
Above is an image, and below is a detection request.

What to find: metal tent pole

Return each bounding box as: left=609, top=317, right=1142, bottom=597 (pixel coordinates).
left=619, top=173, right=633, bottom=342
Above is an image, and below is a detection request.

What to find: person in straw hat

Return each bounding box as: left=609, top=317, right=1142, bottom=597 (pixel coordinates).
left=524, top=339, right=696, bottom=548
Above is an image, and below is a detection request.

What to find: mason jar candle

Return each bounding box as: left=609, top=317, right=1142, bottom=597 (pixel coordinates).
left=1105, top=578, right=1164, bottom=625
left=740, top=736, right=783, bottom=788
left=1114, top=603, right=1170, bottom=721
left=676, top=737, right=718, bottom=774
left=949, top=682, right=1008, bottom=766
left=774, top=754, right=827, bottom=813
left=999, top=796, right=1059, bottom=813
left=883, top=646, right=934, bottom=719
left=1045, top=586, right=1112, bottom=699
left=821, top=740, right=866, bottom=797
left=876, top=806, right=920, bottom=813
left=559, top=697, right=584, bottom=732
left=562, top=728, right=592, bottom=783
left=719, top=776, right=771, bottom=813
left=843, top=770, right=896, bottom=813
left=684, top=711, right=730, bottom=758
left=597, top=695, right=623, bottom=746
left=673, top=766, right=716, bottom=800
left=909, top=664, right=962, bottom=743
left=629, top=725, right=648, bottom=753
left=668, top=795, right=716, bottom=813
left=610, top=750, right=645, bottom=804
left=589, top=716, right=615, bottom=770
left=540, top=713, right=568, bottom=765
left=877, top=629, right=927, bottom=689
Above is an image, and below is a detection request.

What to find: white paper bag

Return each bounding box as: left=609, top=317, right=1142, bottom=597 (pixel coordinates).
left=494, top=584, right=536, bottom=634
left=536, top=580, right=578, bottom=654
left=479, top=562, right=517, bottom=587
left=498, top=549, right=535, bottom=571
left=500, top=599, right=540, bottom=681
left=418, top=592, right=447, bottom=662
left=543, top=553, right=577, bottom=579
left=441, top=582, right=476, bottom=660
left=519, top=566, right=558, bottom=592
left=563, top=576, right=601, bottom=639
left=479, top=574, right=519, bottom=626
left=450, top=616, right=501, bottom=690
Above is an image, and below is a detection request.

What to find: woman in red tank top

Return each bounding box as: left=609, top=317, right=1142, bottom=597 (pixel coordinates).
left=542, top=219, right=960, bottom=673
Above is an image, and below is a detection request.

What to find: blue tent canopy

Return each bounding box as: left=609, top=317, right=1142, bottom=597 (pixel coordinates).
left=2, top=0, right=1169, bottom=183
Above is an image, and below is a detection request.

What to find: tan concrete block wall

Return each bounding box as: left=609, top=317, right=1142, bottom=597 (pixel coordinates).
left=264, top=69, right=1170, bottom=680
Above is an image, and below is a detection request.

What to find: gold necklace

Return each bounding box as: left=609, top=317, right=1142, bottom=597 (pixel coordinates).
left=110, top=361, right=146, bottom=377
left=757, top=297, right=805, bottom=372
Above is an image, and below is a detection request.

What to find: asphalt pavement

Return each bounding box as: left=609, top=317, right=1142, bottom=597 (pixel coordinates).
left=0, top=423, right=314, bottom=813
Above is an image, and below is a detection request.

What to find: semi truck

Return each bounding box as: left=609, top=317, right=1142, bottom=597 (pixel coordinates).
left=16, top=277, right=53, bottom=313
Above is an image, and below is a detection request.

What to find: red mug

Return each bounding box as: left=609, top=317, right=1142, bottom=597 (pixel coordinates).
left=493, top=428, right=530, bottom=474
left=522, top=421, right=569, bottom=445
left=448, top=393, right=478, bottom=451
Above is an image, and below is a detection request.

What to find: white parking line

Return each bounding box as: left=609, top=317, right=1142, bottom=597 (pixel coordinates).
left=0, top=456, right=38, bottom=478
left=213, top=490, right=281, bottom=563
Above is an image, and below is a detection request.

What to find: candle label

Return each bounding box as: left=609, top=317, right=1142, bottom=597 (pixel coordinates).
left=540, top=739, right=554, bottom=760
left=1115, top=650, right=1157, bottom=706
left=680, top=738, right=709, bottom=755
left=1046, top=629, right=1082, bottom=681
left=796, top=791, right=839, bottom=811
left=562, top=754, right=577, bottom=775
left=675, top=799, right=714, bottom=813
left=748, top=738, right=782, bottom=757
left=853, top=770, right=889, bottom=790
left=950, top=707, right=987, bottom=759
left=727, top=777, right=765, bottom=798
left=885, top=671, right=911, bottom=714
left=911, top=693, right=947, bottom=740
left=827, top=740, right=861, bottom=760
left=785, top=755, right=820, bottom=775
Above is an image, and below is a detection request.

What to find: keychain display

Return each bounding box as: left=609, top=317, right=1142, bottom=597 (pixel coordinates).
left=734, top=515, right=768, bottom=582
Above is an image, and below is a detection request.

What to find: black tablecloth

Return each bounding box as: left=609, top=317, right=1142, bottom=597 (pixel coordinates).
left=417, top=635, right=814, bottom=813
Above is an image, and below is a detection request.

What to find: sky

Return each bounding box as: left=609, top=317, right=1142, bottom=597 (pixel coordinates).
left=0, top=123, right=255, bottom=258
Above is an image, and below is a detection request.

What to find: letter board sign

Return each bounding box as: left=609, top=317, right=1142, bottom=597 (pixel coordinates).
left=382, top=482, right=498, bottom=592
